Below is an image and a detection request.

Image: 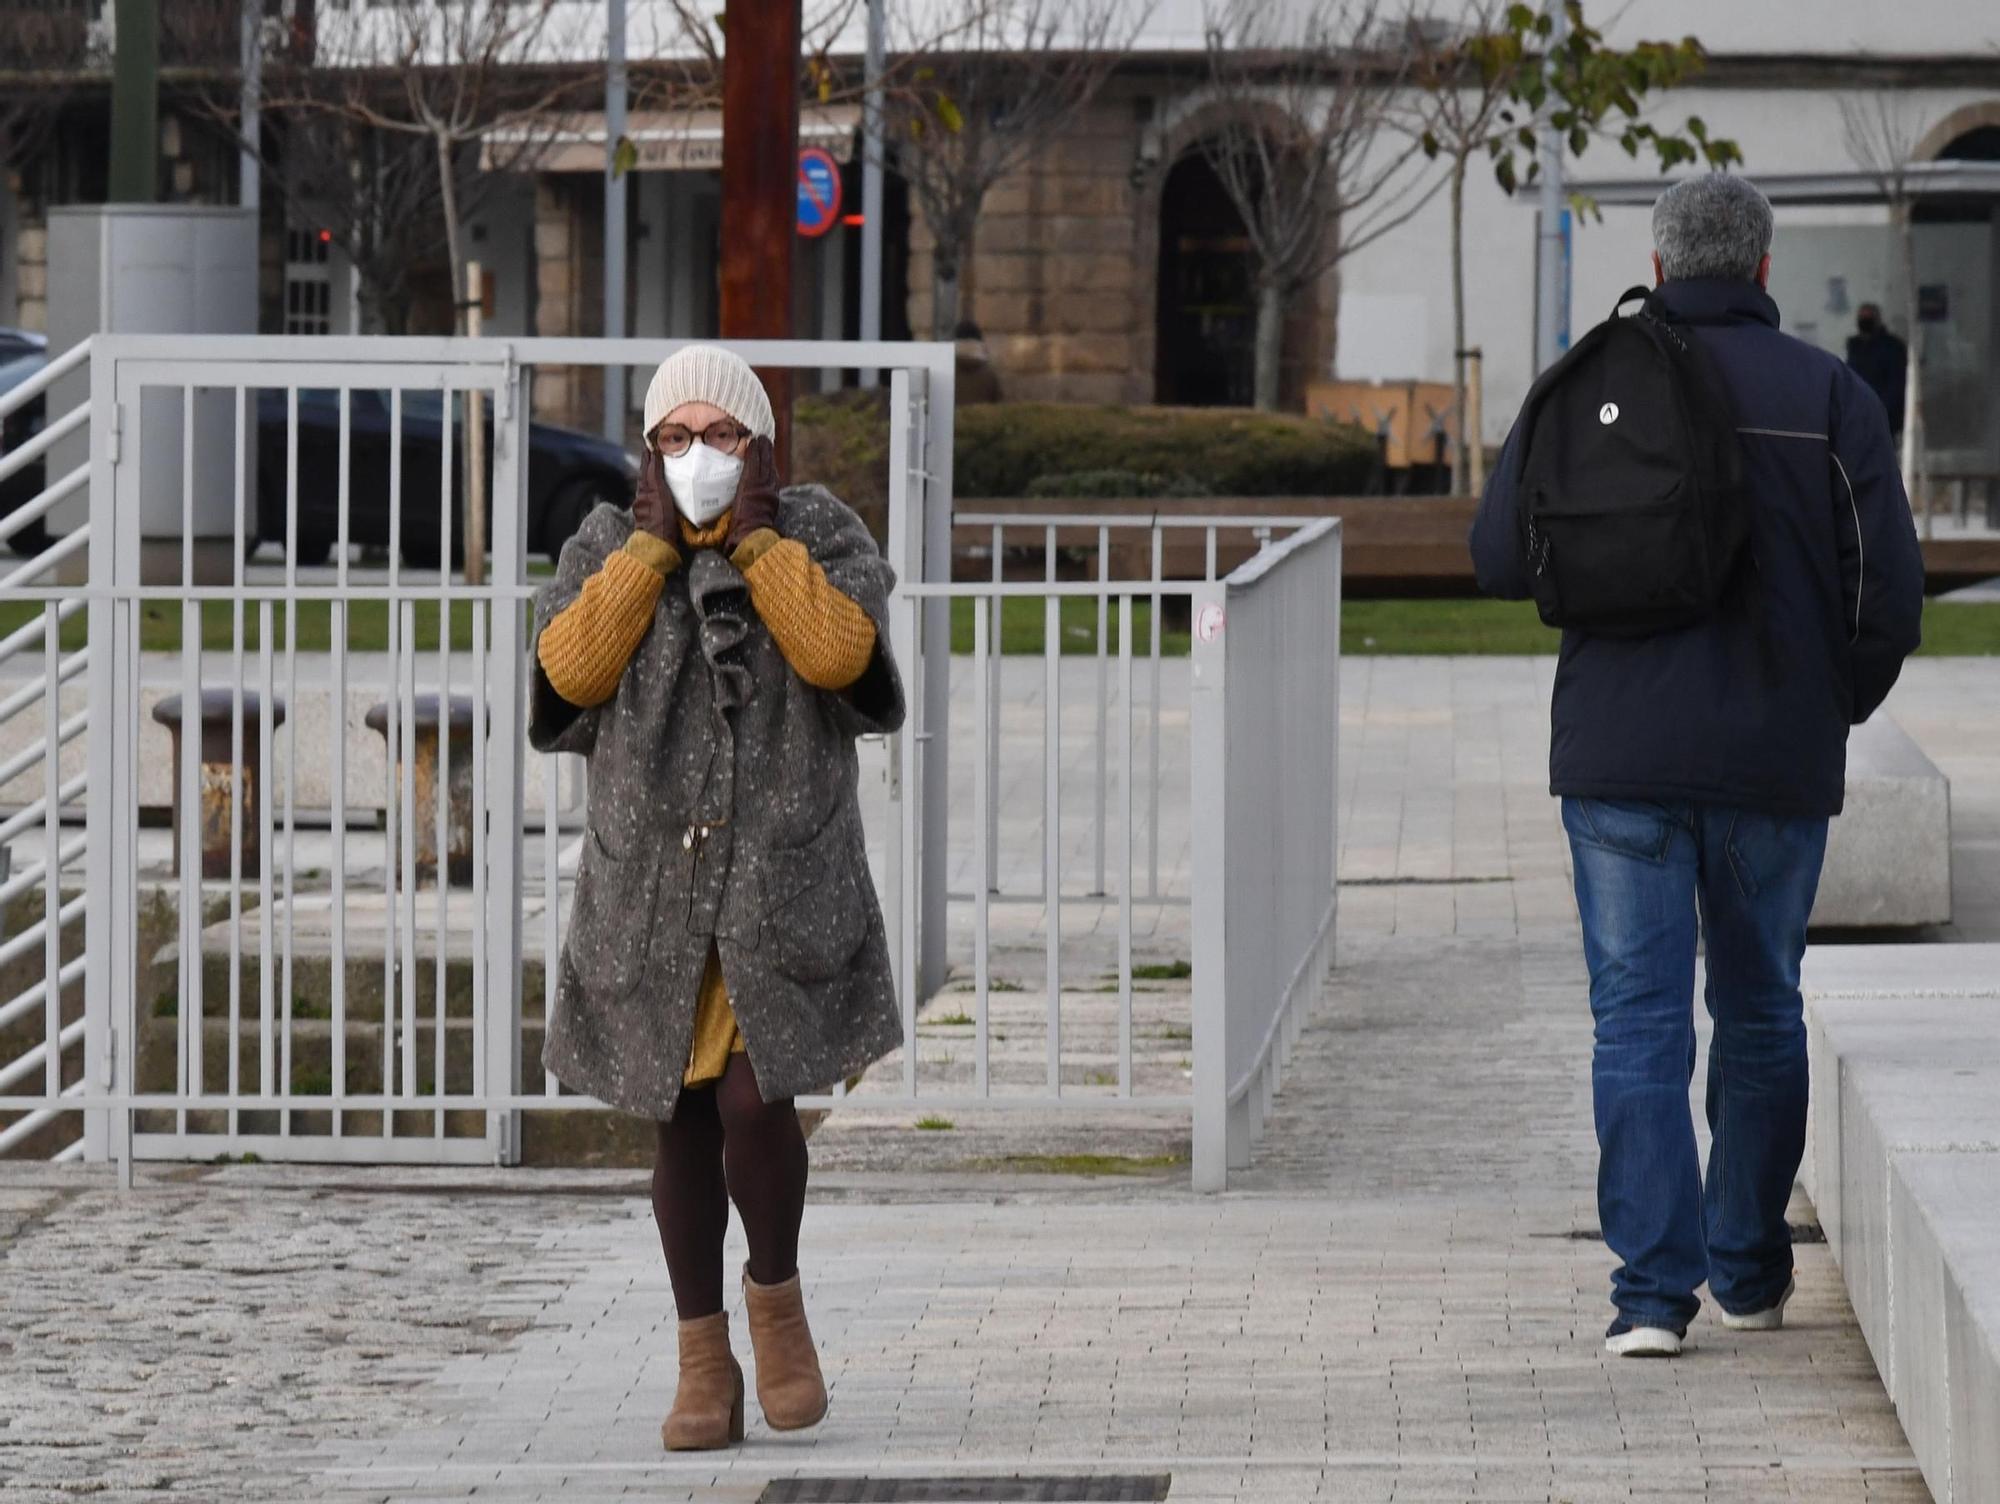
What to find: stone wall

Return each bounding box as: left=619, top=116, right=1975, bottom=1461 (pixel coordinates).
left=13, top=222, right=47, bottom=333
left=531, top=175, right=605, bottom=429
left=905, top=81, right=1337, bottom=410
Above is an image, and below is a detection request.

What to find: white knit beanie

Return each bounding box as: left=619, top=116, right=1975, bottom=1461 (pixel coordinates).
left=642, top=345, right=776, bottom=449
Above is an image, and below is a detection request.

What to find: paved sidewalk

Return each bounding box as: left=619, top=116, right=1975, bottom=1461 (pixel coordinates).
left=0, top=657, right=1929, bottom=1503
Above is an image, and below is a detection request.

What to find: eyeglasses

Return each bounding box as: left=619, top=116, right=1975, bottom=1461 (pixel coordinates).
left=655, top=419, right=749, bottom=458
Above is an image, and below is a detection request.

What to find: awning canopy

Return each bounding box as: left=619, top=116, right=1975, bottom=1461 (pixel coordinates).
left=1562, top=161, right=2000, bottom=208
left=484, top=105, right=862, bottom=174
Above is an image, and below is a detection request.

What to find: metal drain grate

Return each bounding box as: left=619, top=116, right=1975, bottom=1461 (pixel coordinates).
left=758, top=1476, right=1173, bottom=1503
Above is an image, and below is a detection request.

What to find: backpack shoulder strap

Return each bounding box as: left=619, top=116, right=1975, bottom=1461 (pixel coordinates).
left=1612, top=285, right=1656, bottom=318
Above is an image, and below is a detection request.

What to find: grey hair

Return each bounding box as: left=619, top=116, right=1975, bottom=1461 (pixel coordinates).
left=1651, top=174, right=1774, bottom=283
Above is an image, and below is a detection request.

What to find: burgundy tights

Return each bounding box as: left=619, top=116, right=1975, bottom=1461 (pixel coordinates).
left=651, top=1053, right=808, bottom=1319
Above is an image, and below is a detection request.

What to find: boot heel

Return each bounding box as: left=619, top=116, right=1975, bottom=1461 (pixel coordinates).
left=730, top=1368, right=746, bottom=1443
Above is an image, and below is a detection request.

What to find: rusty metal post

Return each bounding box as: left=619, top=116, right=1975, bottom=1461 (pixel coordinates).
left=721, top=0, right=801, bottom=466
left=365, top=695, right=478, bottom=887
left=151, top=692, right=286, bottom=880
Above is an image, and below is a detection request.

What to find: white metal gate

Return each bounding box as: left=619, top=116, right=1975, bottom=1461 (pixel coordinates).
left=0, top=334, right=1340, bottom=1189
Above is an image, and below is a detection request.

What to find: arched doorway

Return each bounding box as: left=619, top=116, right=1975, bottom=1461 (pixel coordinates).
left=1154, top=150, right=1255, bottom=406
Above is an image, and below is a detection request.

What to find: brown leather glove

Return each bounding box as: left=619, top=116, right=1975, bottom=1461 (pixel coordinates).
left=632, top=449, right=673, bottom=540
left=726, top=436, right=783, bottom=553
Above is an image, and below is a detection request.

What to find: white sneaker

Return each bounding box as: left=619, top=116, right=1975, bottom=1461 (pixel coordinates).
left=1605, top=1320, right=1685, bottom=1358
left=1718, top=1278, right=1795, bottom=1332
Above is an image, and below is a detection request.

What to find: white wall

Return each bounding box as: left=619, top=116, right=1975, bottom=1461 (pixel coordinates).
left=1338, top=84, right=2000, bottom=445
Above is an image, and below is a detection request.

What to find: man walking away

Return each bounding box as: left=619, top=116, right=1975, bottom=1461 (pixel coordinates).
left=1845, top=302, right=1908, bottom=440
left=1468, top=174, right=1924, bottom=1358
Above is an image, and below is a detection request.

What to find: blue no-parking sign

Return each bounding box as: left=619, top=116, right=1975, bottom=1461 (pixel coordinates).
left=797, top=149, right=843, bottom=238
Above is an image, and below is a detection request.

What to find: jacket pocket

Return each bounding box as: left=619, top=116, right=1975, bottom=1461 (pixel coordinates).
left=758, top=808, right=867, bottom=983
left=567, top=825, right=662, bottom=1000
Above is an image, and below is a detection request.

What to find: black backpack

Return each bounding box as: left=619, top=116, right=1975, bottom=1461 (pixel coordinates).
left=1514, top=285, right=1748, bottom=637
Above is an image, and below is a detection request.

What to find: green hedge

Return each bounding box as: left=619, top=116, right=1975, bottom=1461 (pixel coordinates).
left=794, top=393, right=1375, bottom=518
left=956, top=403, right=1375, bottom=498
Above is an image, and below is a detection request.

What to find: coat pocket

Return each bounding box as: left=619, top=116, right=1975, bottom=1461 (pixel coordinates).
left=758, top=808, right=868, bottom=983
left=567, top=825, right=662, bottom=1000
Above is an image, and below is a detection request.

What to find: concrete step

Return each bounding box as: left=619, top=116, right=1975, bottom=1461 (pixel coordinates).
left=1812, top=713, right=1952, bottom=930
left=152, top=888, right=558, bottom=1024
left=1802, top=943, right=2000, bottom=1504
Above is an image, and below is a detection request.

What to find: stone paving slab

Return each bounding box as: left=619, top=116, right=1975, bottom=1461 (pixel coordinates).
left=0, top=655, right=1939, bottom=1503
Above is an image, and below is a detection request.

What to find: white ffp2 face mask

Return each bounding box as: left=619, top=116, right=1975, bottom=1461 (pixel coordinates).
left=660, top=442, right=743, bottom=527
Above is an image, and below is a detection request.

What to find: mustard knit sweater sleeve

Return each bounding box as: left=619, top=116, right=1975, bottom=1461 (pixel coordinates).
left=535, top=531, right=681, bottom=708
left=537, top=517, right=877, bottom=707
left=734, top=528, right=879, bottom=691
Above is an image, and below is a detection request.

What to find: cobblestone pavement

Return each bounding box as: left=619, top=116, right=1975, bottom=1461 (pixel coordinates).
left=0, top=658, right=1929, bottom=1503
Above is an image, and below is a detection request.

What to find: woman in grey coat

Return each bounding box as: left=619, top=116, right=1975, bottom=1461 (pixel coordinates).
left=529, top=345, right=905, bottom=1450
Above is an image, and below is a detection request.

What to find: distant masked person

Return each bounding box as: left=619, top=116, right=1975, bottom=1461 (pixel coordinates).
left=1845, top=302, right=1908, bottom=439
left=530, top=345, right=905, bottom=1450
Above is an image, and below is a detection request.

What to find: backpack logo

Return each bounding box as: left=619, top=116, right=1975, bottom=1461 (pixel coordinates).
left=1599, top=402, right=1620, bottom=425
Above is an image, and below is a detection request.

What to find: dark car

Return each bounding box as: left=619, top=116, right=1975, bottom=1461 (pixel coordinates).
left=0, top=330, right=50, bottom=555
left=254, top=387, right=637, bottom=566
left=0, top=352, right=637, bottom=563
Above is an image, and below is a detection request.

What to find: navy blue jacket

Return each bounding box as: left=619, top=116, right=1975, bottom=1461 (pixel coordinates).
left=1470, top=278, right=1924, bottom=819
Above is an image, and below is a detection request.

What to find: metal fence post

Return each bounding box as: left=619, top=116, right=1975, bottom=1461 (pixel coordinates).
left=885, top=371, right=922, bottom=1016
left=82, top=344, right=116, bottom=1166
left=918, top=353, right=954, bottom=1002
left=483, top=362, right=530, bottom=1165
left=1189, top=579, right=1229, bottom=1193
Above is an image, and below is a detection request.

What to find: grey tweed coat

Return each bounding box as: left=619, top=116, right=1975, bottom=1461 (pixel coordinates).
left=528, top=486, right=906, bottom=1121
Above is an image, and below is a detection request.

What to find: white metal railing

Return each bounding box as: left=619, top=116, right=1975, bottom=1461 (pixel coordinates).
left=957, top=512, right=1321, bottom=904
left=1191, top=519, right=1343, bottom=1190
left=0, top=336, right=956, bottom=1181
left=0, top=338, right=94, bottom=1160
left=0, top=335, right=1339, bottom=1191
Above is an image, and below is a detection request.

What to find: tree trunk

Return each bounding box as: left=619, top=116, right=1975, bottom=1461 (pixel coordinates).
left=1252, top=281, right=1285, bottom=412
left=436, top=130, right=466, bottom=331
left=435, top=130, right=483, bottom=584
left=1448, top=157, right=1469, bottom=495
left=932, top=250, right=961, bottom=341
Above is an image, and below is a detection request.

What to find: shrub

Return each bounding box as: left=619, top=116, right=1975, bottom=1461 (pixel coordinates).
left=792, top=394, right=1375, bottom=518
left=956, top=403, right=1374, bottom=498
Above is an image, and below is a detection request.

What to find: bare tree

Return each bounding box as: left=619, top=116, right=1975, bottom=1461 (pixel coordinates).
left=1840, top=90, right=1927, bottom=521
left=246, top=1, right=607, bottom=582
left=1402, top=0, right=1736, bottom=492
left=658, top=0, right=865, bottom=105
left=1197, top=0, right=1434, bottom=410
left=269, top=0, right=601, bottom=336
left=0, top=1, right=94, bottom=223
left=882, top=0, right=1144, bottom=338
left=271, top=114, right=453, bottom=336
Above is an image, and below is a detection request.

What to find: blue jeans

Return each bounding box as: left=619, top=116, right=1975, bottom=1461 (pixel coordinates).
left=1562, top=798, right=1828, bottom=1329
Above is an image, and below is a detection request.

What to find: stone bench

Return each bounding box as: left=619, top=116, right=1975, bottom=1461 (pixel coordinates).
left=1811, top=713, right=1951, bottom=930
left=1802, top=944, right=2000, bottom=1503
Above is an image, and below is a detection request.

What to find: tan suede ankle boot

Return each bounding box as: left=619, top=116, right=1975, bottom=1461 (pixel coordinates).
left=661, top=1311, right=745, bottom=1451
left=742, top=1267, right=828, bottom=1431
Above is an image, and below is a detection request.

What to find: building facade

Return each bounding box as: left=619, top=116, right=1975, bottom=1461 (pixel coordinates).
left=2, top=0, right=1995, bottom=485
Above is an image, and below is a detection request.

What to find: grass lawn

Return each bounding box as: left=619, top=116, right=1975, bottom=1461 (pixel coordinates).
left=1338, top=597, right=2000, bottom=656
left=0, top=598, right=482, bottom=654
left=6, top=593, right=1994, bottom=658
